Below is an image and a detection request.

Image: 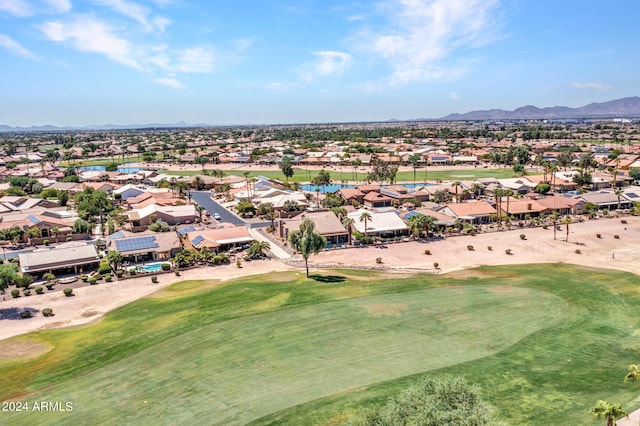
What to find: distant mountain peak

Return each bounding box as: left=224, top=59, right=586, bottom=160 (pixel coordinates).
left=439, top=96, right=640, bottom=121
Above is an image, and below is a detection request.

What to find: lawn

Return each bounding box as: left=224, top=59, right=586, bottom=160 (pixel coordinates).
left=163, top=167, right=527, bottom=183
left=1, top=264, right=638, bottom=425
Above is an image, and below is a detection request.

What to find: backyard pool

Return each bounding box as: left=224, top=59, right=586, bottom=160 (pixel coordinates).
left=135, top=262, right=169, bottom=272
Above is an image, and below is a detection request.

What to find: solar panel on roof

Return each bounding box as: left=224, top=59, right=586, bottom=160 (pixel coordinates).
left=27, top=214, right=40, bottom=224
left=109, top=230, right=125, bottom=239
left=178, top=225, right=196, bottom=236
left=626, top=193, right=639, bottom=199
left=114, top=236, right=159, bottom=252
left=191, top=235, right=205, bottom=246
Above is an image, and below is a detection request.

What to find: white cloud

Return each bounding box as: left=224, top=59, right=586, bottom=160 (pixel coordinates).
left=359, top=0, right=501, bottom=86
left=95, top=0, right=170, bottom=32
left=0, top=0, right=33, bottom=16
left=300, top=51, right=352, bottom=82
left=449, top=91, right=460, bottom=100
left=41, top=0, right=71, bottom=13
left=0, top=33, right=38, bottom=59
left=173, top=46, right=215, bottom=73
left=153, top=76, right=184, bottom=89
left=39, top=16, right=144, bottom=70
left=571, top=82, right=612, bottom=91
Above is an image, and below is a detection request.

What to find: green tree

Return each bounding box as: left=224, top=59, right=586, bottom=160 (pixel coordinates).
left=106, top=250, right=123, bottom=273
left=0, top=263, right=19, bottom=293
left=288, top=218, right=326, bottom=278
left=561, top=216, right=572, bottom=242
left=311, top=169, right=331, bottom=186
left=349, top=375, right=500, bottom=426
left=246, top=240, right=270, bottom=259
left=359, top=211, right=372, bottom=238
left=279, top=157, right=294, bottom=182
left=73, top=218, right=92, bottom=234
left=589, top=400, right=626, bottom=426
left=408, top=153, right=421, bottom=184
left=342, top=217, right=354, bottom=245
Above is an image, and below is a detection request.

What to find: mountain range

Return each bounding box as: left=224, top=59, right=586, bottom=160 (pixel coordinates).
left=2, top=97, right=640, bottom=132
left=438, top=96, right=640, bottom=121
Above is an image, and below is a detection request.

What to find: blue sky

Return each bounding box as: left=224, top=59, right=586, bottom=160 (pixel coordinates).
left=1, top=0, right=639, bottom=126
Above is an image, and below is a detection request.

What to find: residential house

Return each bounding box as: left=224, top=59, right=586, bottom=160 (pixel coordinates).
left=184, top=226, right=253, bottom=252
left=127, top=204, right=196, bottom=232
left=347, top=208, right=408, bottom=238
left=280, top=211, right=349, bottom=246
left=19, top=243, right=100, bottom=277
left=108, top=230, right=181, bottom=262
left=438, top=201, right=497, bottom=224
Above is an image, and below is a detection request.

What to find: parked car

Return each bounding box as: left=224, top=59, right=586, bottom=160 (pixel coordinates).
left=213, top=213, right=221, bottom=220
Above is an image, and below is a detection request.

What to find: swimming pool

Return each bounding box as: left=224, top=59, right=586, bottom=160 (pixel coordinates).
left=136, top=262, right=169, bottom=272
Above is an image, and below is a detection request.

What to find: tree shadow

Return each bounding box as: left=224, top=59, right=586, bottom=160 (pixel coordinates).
left=0, top=307, right=39, bottom=320
left=309, top=274, right=347, bottom=283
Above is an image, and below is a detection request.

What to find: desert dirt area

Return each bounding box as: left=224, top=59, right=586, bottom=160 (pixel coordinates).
left=1, top=215, right=638, bottom=342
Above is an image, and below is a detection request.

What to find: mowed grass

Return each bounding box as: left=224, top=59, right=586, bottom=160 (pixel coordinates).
left=163, top=167, right=528, bottom=182
left=0, top=264, right=639, bottom=425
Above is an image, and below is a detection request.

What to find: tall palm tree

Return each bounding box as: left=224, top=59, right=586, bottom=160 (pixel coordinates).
left=451, top=181, right=461, bottom=203
left=561, top=216, right=572, bottom=242
left=342, top=217, right=354, bottom=245
left=359, top=211, right=372, bottom=238
left=504, top=189, right=514, bottom=218
left=614, top=188, right=623, bottom=211
left=589, top=400, right=626, bottom=426
left=406, top=214, right=424, bottom=239
left=550, top=211, right=559, bottom=241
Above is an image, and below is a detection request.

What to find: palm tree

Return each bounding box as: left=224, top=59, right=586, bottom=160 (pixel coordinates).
left=493, top=189, right=505, bottom=224
left=561, top=216, right=572, bottom=242
left=422, top=215, right=436, bottom=240
left=288, top=218, right=327, bottom=278
left=589, top=400, right=626, bottom=426
left=550, top=211, right=559, bottom=240
left=408, top=154, right=421, bottom=184
left=451, top=181, right=461, bottom=203
left=51, top=226, right=59, bottom=243
left=471, top=182, right=483, bottom=199
left=624, top=364, right=640, bottom=383
left=504, top=189, right=514, bottom=218
left=406, top=214, right=424, bottom=239
left=359, top=211, right=372, bottom=238
left=247, top=240, right=271, bottom=259
left=614, top=188, right=623, bottom=211
left=342, top=217, right=354, bottom=245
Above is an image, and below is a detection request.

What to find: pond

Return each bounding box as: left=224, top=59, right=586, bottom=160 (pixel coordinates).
left=300, top=182, right=434, bottom=192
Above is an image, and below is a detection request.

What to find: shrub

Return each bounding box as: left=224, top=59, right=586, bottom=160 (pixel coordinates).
left=79, top=274, right=88, bottom=282
left=94, top=273, right=103, bottom=280
left=11, top=289, right=20, bottom=298
left=505, top=249, right=513, bottom=255
left=115, top=270, right=124, bottom=278
left=487, top=246, right=493, bottom=251
left=596, top=233, right=602, bottom=238
left=467, top=245, right=474, bottom=251
left=98, top=262, right=111, bottom=275
left=23, top=289, right=31, bottom=296
left=519, top=234, right=526, bottom=240
left=21, top=310, right=32, bottom=319
left=43, top=239, right=50, bottom=246
left=66, top=236, right=72, bottom=242
left=424, top=249, right=431, bottom=255
left=161, top=263, right=171, bottom=271
left=236, top=260, right=242, bottom=268
left=88, top=277, right=98, bottom=285
left=575, top=249, right=582, bottom=254
left=174, top=270, right=180, bottom=276
left=376, top=257, right=383, bottom=264
left=129, top=268, right=137, bottom=276
left=151, top=275, right=158, bottom=283
left=42, top=308, right=53, bottom=317
left=104, top=274, right=112, bottom=282
left=63, top=288, right=73, bottom=296
left=542, top=224, right=548, bottom=230
left=621, top=219, right=628, bottom=224
left=35, top=286, right=44, bottom=294
left=433, top=262, right=439, bottom=269
left=45, top=282, right=55, bottom=290
left=614, top=234, right=620, bottom=239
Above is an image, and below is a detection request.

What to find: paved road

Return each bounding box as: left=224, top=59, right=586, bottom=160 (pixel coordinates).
left=190, top=191, right=245, bottom=226
left=190, top=191, right=270, bottom=228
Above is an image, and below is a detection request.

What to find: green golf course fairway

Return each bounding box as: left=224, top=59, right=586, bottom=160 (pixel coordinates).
left=1, top=264, right=639, bottom=425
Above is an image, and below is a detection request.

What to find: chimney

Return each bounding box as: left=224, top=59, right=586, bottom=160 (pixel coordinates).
left=527, top=203, right=532, bottom=210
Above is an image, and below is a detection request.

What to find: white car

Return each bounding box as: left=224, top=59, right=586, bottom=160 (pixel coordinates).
left=213, top=213, right=221, bottom=220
